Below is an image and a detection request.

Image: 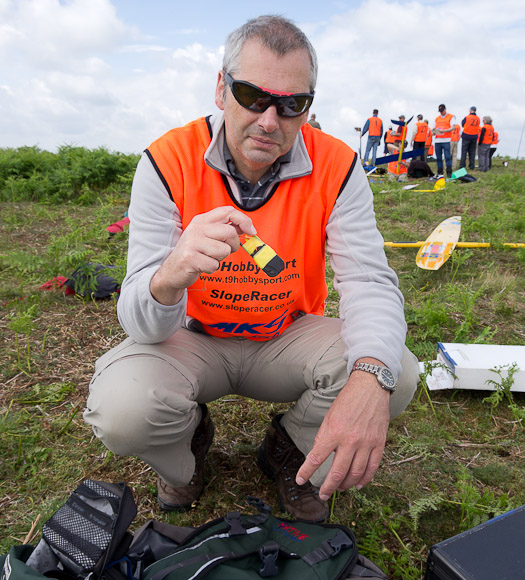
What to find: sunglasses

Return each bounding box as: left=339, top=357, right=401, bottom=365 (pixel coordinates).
left=223, top=71, right=314, bottom=118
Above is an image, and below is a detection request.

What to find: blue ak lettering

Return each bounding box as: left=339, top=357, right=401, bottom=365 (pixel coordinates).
left=209, top=310, right=289, bottom=337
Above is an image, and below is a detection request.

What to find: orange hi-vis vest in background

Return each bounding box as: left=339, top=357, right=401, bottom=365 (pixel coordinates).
left=462, top=114, right=480, bottom=136
left=368, top=116, right=382, bottom=137
left=387, top=160, right=407, bottom=175
left=414, top=122, right=428, bottom=142
left=492, top=131, right=499, bottom=145
left=425, top=127, right=433, bottom=147
left=435, top=113, right=454, bottom=139
left=146, top=117, right=356, bottom=341
left=385, top=130, right=396, bottom=144
left=451, top=125, right=460, bottom=142
left=480, top=125, right=494, bottom=145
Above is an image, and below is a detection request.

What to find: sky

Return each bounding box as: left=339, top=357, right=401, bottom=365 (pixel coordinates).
left=1, top=0, right=525, bottom=157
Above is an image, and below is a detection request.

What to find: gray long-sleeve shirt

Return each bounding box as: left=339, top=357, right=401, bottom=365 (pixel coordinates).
left=117, top=113, right=407, bottom=377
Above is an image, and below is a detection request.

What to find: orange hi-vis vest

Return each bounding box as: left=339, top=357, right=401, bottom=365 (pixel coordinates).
left=146, top=117, right=356, bottom=341
left=385, top=130, right=396, bottom=144
left=451, top=125, right=460, bottom=142
left=425, top=127, right=433, bottom=147
left=368, top=116, right=382, bottom=137
left=463, top=114, right=480, bottom=136
left=480, top=125, right=494, bottom=145
left=435, top=113, right=454, bottom=139
left=493, top=131, right=499, bottom=145
left=387, top=160, right=407, bottom=175
left=414, top=122, right=428, bottom=142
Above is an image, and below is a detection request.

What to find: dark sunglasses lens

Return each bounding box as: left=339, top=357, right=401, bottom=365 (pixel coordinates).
left=228, top=75, right=313, bottom=118
left=233, top=82, right=271, bottom=112
left=278, top=95, right=312, bottom=117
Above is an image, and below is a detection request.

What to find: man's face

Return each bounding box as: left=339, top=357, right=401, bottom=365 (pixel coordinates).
left=215, top=39, right=311, bottom=183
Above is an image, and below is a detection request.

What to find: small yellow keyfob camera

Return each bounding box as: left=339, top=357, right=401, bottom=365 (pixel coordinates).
left=241, top=235, right=285, bottom=277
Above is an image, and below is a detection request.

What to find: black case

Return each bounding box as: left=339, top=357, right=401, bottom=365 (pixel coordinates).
left=426, top=505, right=525, bottom=579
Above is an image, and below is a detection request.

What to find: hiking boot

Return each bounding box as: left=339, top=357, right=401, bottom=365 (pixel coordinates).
left=257, top=414, right=329, bottom=523
left=157, top=403, right=214, bottom=511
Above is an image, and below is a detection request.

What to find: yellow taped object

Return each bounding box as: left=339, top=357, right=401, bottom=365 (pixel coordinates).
left=434, top=177, right=446, bottom=190
left=416, top=216, right=461, bottom=270
left=241, top=235, right=285, bottom=277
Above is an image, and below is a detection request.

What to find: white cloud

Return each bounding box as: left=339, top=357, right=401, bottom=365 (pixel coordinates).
left=307, top=0, right=525, bottom=154
left=0, top=0, right=524, bottom=156
left=5, top=0, right=135, bottom=66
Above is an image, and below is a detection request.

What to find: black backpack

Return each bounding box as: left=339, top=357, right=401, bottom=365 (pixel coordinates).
left=1, top=481, right=387, bottom=580
left=407, top=159, right=434, bottom=178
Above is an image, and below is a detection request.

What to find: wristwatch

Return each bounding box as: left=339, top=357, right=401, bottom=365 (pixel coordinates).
left=352, top=362, right=397, bottom=392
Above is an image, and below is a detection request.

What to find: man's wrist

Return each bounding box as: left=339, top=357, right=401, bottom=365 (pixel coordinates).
left=351, top=360, right=397, bottom=392
left=150, top=270, right=185, bottom=306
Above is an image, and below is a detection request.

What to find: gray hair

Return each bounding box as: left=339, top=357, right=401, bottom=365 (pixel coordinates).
left=484, top=115, right=493, bottom=124
left=222, top=15, right=318, bottom=92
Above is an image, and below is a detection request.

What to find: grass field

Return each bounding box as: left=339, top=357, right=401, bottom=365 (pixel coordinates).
left=1, top=151, right=524, bottom=579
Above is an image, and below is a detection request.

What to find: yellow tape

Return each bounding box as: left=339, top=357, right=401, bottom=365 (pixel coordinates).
left=241, top=235, right=284, bottom=275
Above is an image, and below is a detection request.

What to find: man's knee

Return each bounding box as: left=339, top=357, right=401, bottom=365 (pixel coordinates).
left=84, top=356, right=195, bottom=455
left=390, top=346, right=419, bottom=418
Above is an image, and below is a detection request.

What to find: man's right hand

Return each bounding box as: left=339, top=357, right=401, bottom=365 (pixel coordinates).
left=150, top=206, right=256, bottom=305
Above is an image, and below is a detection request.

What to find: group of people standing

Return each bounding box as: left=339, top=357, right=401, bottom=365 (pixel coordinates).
left=361, top=106, right=498, bottom=177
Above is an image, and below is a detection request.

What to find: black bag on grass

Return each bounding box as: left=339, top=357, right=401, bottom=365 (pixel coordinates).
left=2, top=485, right=386, bottom=580
left=65, top=263, right=120, bottom=299
left=1, top=480, right=137, bottom=580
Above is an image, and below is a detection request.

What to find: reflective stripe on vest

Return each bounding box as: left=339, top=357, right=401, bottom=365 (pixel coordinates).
left=146, top=118, right=356, bottom=341
left=435, top=114, right=454, bottom=139
left=368, top=116, right=382, bottom=137
left=415, top=122, right=428, bottom=142
left=463, top=114, right=480, bottom=136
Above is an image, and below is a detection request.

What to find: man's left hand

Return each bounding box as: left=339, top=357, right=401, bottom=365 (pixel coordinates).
left=295, top=362, right=391, bottom=500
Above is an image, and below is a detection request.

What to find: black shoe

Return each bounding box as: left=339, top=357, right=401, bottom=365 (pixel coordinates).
left=157, top=404, right=214, bottom=511
left=257, top=415, right=329, bottom=523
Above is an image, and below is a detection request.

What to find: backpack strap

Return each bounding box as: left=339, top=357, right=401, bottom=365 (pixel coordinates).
left=224, top=512, right=247, bottom=537
left=302, top=530, right=354, bottom=566
left=258, top=542, right=280, bottom=577
left=246, top=497, right=272, bottom=525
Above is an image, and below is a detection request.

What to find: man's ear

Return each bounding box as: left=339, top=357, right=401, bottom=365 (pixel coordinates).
left=215, top=71, right=225, bottom=110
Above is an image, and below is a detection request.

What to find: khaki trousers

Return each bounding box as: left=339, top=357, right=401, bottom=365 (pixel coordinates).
left=84, top=315, right=418, bottom=487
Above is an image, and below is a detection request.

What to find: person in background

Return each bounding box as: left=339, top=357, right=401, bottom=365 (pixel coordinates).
left=307, top=113, right=321, bottom=129
left=489, top=128, right=498, bottom=169
left=425, top=120, right=433, bottom=160
left=411, top=114, right=428, bottom=160
left=387, top=158, right=409, bottom=180
left=478, top=116, right=494, bottom=172
left=84, top=14, right=419, bottom=524
left=394, top=115, right=406, bottom=149
left=384, top=125, right=396, bottom=154
left=459, top=106, right=480, bottom=170
left=433, top=104, right=456, bottom=177
left=361, top=109, right=383, bottom=166
left=450, top=123, right=460, bottom=171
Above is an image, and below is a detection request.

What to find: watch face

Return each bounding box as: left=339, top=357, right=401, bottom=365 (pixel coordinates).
left=379, top=367, right=396, bottom=390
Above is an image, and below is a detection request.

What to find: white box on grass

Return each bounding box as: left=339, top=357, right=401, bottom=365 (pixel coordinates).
left=422, top=342, right=525, bottom=392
